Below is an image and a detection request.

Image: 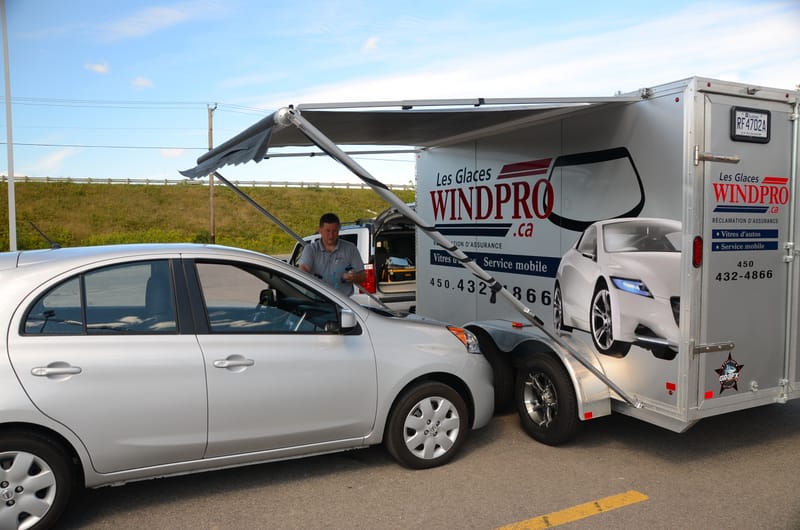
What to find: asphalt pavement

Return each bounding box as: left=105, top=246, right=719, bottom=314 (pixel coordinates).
left=58, top=399, right=800, bottom=529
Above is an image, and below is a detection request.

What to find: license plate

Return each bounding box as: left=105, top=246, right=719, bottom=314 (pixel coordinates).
left=731, top=107, right=770, bottom=143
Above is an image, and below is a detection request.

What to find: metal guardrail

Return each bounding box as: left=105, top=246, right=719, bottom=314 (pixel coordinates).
left=0, top=175, right=415, bottom=190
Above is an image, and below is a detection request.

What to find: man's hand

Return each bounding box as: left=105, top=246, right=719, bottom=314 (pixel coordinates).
left=343, top=270, right=367, bottom=284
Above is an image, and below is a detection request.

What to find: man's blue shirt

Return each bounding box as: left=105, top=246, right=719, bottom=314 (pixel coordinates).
left=299, top=239, right=364, bottom=296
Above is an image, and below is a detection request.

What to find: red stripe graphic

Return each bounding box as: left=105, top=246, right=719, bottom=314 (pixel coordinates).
left=762, top=176, right=788, bottom=185
left=497, top=158, right=552, bottom=179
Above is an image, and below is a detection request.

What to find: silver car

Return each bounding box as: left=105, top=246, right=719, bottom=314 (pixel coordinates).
left=0, top=244, right=493, bottom=529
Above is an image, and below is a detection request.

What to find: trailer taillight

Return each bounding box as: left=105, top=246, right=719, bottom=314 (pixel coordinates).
left=361, top=264, right=377, bottom=293
left=692, top=236, right=703, bottom=268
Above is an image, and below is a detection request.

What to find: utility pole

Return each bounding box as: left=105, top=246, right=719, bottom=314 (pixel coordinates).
left=2, top=0, right=17, bottom=251
left=208, top=103, right=217, bottom=243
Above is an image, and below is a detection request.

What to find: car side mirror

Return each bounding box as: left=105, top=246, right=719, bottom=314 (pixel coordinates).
left=259, top=289, right=276, bottom=306
left=340, top=308, right=358, bottom=330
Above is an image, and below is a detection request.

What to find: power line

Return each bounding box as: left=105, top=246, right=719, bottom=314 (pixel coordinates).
left=0, top=141, right=206, bottom=150
left=0, top=97, right=270, bottom=115
left=4, top=96, right=208, bottom=109
left=13, top=125, right=204, bottom=131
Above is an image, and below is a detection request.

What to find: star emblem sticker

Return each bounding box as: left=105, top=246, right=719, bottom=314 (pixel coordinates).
left=715, top=353, right=744, bottom=394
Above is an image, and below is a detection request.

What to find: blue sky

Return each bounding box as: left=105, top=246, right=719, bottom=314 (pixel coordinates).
left=2, top=0, right=799, bottom=185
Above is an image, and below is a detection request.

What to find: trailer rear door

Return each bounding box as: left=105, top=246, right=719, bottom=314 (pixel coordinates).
left=697, top=88, right=796, bottom=414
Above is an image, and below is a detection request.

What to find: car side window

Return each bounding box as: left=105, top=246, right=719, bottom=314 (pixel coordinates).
left=23, top=277, right=83, bottom=334
left=23, top=260, right=177, bottom=335
left=195, top=261, right=340, bottom=334
left=576, top=225, right=597, bottom=256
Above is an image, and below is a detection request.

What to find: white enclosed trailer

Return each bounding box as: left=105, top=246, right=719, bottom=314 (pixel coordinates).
left=182, top=77, right=799, bottom=445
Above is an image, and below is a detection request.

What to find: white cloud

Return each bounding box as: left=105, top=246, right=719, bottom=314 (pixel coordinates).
left=101, top=6, right=190, bottom=40
left=97, top=1, right=224, bottom=41
left=255, top=1, right=800, bottom=108
left=25, top=149, right=77, bottom=176
left=131, top=77, right=155, bottom=89
left=84, top=62, right=109, bottom=74
left=361, top=36, right=379, bottom=54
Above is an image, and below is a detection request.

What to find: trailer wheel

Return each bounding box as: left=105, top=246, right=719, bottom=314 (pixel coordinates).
left=515, top=355, right=581, bottom=445
left=590, top=282, right=631, bottom=357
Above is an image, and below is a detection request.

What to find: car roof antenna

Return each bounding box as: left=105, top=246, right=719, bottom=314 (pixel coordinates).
left=29, top=221, right=61, bottom=249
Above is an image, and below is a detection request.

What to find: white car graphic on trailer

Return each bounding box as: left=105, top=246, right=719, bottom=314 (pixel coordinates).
left=553, top=218, right=682, bottom=359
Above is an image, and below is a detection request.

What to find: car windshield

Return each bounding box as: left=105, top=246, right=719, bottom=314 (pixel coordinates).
left=602, top=221, right=681, bottom=252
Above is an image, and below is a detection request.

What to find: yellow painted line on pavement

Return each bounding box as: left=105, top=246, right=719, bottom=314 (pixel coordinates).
left=496, top=490, right=649, bottom=529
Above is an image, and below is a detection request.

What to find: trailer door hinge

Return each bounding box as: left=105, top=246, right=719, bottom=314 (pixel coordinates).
left=783, top=242, right=796, bottom=263
left=692, top=341, right=735, bottom=356
left=694, top=145, right=741, bottom=166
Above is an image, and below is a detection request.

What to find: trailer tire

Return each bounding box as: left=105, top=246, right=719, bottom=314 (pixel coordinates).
left=515, top=355, right=581, bottom=445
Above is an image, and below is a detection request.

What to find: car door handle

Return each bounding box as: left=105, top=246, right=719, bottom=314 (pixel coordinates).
left=31, top=365, right=82, bottom=377
left=213, top=358, right=255, bottom=369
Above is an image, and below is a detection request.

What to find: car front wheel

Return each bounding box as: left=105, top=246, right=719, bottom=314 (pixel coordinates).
left=590, top=282, right=631, bottom=357
left=0, top=432, right=75, bottom=530
left=385, top=382, right=468, bottom=469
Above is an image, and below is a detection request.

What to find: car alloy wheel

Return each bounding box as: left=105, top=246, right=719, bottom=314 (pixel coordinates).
left=514, top=355, right=580, bottom=445
left=521, top=371, right=558, bottom=429
left=591, top=286, right=615, bottom=351
left=553, top=283, right=570, bottom=333
left=590, top=283, right=631, bottom=357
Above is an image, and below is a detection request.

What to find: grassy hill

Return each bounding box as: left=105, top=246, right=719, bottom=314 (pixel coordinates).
left=0, top=181, right=415, bottom=254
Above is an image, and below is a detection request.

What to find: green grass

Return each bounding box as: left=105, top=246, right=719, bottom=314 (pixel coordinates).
left=0, top=181, right=415, bottom=254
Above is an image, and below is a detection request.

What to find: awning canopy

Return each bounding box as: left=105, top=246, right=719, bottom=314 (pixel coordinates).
left=180, top=95, right=643, bottom=180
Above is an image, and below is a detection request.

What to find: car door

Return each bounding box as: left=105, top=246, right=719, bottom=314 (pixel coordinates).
left=190, top=259, right=378, bottom=457
left=7, top=259, right=207, bottom=473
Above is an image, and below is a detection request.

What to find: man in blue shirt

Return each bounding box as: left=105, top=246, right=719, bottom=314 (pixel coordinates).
left=299, top=213, right=366, bottom=296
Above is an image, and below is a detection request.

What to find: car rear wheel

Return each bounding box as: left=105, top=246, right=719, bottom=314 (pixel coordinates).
left=590, top=282, right=631, bottom=357
left=515, top=355, right=581, bottom=445
left=385, top=382, right=468, bottom=469
left=0, top=432, right=75, bottom=530
left=553, top=283, right=571, bottom=333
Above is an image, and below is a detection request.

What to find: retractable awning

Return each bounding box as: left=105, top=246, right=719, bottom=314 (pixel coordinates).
left=180, top=95, right=641, bottom=180
left=178, top=94, right=647, bottom=408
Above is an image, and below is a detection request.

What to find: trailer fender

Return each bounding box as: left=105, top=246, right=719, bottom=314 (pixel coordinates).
left=466, top=320, right=612, bottom=422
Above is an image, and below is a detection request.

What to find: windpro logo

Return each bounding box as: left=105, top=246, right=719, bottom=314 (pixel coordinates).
left=429, top=159, right=554, bottom=237
left=428, top=147, right=647, bottom=236
left=712, top=176, right=790, bottom=214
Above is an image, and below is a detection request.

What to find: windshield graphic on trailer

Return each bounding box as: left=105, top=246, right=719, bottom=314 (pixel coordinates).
left=545, top=147, right=645, bottom=232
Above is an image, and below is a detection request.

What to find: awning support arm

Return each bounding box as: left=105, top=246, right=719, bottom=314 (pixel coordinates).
left=212, top=170, right=307, bottom=246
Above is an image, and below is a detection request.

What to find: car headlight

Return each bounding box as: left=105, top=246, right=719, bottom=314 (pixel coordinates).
left=610, top=276, right=653, bottom=298
left=447, top=326, right=482, bottom=354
